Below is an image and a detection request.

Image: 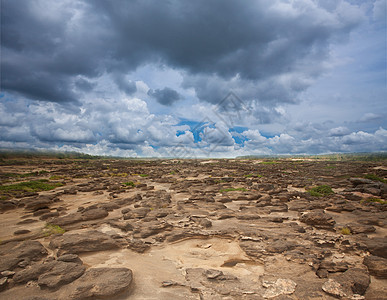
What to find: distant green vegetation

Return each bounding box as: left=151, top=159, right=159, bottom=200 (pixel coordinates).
left=364, top=174, right=386, bottom=183
left=49, top=175, right=67, bottom=180
left=123, top=181, right=135, bottom=187
left=308, top=185, right=334, bottom=197
left=0, top=179, right=63, bottom=193
left=1, top=170, right=48, bottom=178
left=361, top=198, right=387, bottom=205
left=108, top=172, right=128, bottom=177
left=261, top=161, right=279, bottom=165
left=219, top=187, right=247, bottom=193
left=325, top=165, right=336, bottom=169
left=244, top=174, right=263, bottom=178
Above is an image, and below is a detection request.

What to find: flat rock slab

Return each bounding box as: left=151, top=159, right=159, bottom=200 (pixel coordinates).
left=299, top=212, right=335, bottom=229
left=0, top=240, right=47, bottom=272
left=49, top=230, right=119, bottom=255
left=50, top=208, right=108, bottom=226
left=363, top=255, right=387, bottom=278
left=14, top=260, right=85, bottom=289
left=62, top=267, right=133, bottom=299
left=263, top=278, right=297, bottom=298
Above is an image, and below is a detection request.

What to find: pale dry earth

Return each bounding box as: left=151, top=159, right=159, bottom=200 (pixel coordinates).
left=0, top=157, right=386, bottom=299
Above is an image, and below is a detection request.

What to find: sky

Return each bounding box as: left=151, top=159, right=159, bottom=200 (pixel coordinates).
left=0, top=0, right=386, bottom=158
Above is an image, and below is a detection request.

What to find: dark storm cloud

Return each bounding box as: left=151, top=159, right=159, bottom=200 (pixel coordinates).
left=1, top=0, right=363, bottom=105
left=147, top=87, right=181, bottom=106
left=75, top=78, right=96, bottom=92
left=113, top=75, right=137, bottom=95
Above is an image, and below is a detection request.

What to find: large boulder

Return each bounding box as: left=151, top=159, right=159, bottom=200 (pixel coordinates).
left=0, top=241, right=47, bottom=272
left=363, top=255, right=387, bottom=278
left=50, top=208, right=108, bottom=226
left=14, top=260, right=85, bottom=289
left=62, top=268, right=133, bottom=299
left=362, top=237, right=387, bottom=258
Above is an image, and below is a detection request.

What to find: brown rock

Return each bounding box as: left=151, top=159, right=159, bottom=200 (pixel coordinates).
left=0, top=241, right=47, bottom=272
left=63, top=268, right=133, bottom=299
left=299, top=212, right=335, bottom=229
left=363, top=255, right=387, bottom=278
left=49, top=231, right=119, bottom=255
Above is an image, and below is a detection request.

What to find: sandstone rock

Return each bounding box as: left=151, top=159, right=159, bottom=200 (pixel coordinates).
left=0, top=277, right=8, bottom=291
left=57, top=254, right=83, bottom=265
left=49, top=231, right=119, bottom=255
left=50, top=208, right=108, bottom=226
left=14, top=260, right=85, bottom=288
left=363, top=255, right=387, bottom=278
left=263, top=278, right=297, bottom=298
left=38, top=262, right=85, bottom=289
left=349, top=178, right=375, bottom=186
left=127, top=239, right=150, bottom=253
left=204, top=269, right=223, bottom=279
left=322, top=279, right=347, bottom=298
left=24, top=196, right=54, bottom=211
left=347, top=223, right=376, bottom=234
left=81, top=207, right=108, bottom=220
left=0, top=241, right=47, bottom=272
left=50, top=213, right=83, bottom=226
left=265, top=240, right=297, bottom=254
left=299, top=212, right=335, bottom=229
left=319, top=260, right=349, bottom=273
left=362, top=237, right=387, bottom=258
left=337, top=268, right=370, bottom=295
left=63, top=268, right=133, bottom=299
left=13, top=229, right=31, bottom=235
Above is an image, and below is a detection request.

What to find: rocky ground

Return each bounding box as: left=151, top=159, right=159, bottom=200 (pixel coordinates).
left=0, top=157, right=386, bottom=299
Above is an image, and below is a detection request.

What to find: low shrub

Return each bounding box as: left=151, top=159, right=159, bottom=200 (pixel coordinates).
left=308, top=185, right=334, bottom=197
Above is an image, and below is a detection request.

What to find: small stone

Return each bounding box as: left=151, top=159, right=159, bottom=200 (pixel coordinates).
left=13, top=229, right=31, bottom=235
left=322, top=279, right=346, bottom=298
left=204, top=269, right=223, bottom=279
left=263, top=278, right=297, bottom=298
left=161, top=280, right=178, bottom=287
left=1, top=271, right=15, bottom=277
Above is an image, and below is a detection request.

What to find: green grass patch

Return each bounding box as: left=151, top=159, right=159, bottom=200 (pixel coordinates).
left=307, top=185, right=334, bottom=197
left=139, top=174, right=149, bottom=177
left=2, top=170, right=48, bottom=178
left=109, top=172, right=128, bottom=177
left=219, top=187, right=248, bottom=193
left=361, top=198, right=387, bottom=205
left=44, top=223, right=65, bottom=236
left=123, top=181, right=135, bottom=187
left=364, top=174, right=386, bottom=183
left=341, top=227, right=351, bottom=235
left=0, top=179, right=63, bottom=193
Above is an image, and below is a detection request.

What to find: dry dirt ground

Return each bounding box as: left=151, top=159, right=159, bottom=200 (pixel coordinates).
left=0, top=157, right=386, bottom=299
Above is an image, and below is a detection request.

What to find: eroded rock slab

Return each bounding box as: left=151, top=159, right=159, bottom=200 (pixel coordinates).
left=49, top=230, right=119, bottom=255
left=62, top=267, right=133, bottom=299
left=0, top=241, right=47, bottom=272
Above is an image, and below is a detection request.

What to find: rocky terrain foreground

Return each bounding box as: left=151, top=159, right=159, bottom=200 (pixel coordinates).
left=0, top=157, right=386, bottom=299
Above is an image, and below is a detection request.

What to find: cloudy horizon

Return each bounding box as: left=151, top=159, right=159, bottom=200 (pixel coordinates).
left=1, top=0, right=386, bottom=158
